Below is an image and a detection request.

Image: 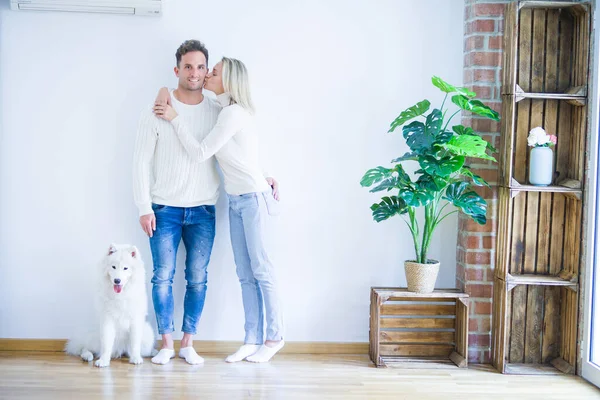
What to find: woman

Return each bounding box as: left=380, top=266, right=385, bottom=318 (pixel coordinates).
left=153, top=57, right=284, bottom=363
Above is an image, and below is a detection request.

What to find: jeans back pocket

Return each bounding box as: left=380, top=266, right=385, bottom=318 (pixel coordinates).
left=261, top=191, right=280, bottom=216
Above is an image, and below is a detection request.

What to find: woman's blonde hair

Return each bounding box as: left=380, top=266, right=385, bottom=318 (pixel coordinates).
left=221, top=57, right=255, bottom=114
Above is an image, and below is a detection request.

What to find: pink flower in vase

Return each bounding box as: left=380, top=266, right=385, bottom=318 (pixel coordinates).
left=549, top=135, right=557, bottom=146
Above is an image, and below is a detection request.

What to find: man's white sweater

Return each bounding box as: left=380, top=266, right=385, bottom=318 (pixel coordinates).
left=132, top=93, right=221, bottom=216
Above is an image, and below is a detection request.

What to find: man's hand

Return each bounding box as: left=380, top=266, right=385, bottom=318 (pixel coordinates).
left=266, top=177, right=280, bottom=201
left=153, top=104, right=178, bottom=121
left=139, top=213, right=156, bottom=237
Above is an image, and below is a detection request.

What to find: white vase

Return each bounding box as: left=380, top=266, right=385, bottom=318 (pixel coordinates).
left=529, top=146, right=553, bottom=186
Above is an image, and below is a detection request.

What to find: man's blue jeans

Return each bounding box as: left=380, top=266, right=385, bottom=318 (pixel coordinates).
left=149, top=203, right=216, bottom=335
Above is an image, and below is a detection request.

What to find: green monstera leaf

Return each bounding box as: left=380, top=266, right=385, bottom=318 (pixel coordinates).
left=389, top=100, right=431, bottom=132
left=460, top=167, right=490, bottom=187
left=416, top=174, right=448, bottom=192
left=445, top=135, right=496, bottom=161
left=434, top=131, right=454, bottom=146
left=391, top=151, right=418, bottom=163
left=452, top=125, right=476, bottom=136
left=369, top=164, right=412, bottom=193
left=418, top=155, right=465, bottom=177
left=360, top=166, right=393, bottom=187
left=452, top=95, right=500, bottom=121
left=443, top=181, right=487, bottom=224
left=398, top=187, right=434, bottom=207
left=402, top=109, right=443, bottom=154
left=452, top=125, right=498, bottom=153
left=370, top=196, right=408, bottom=222
left=432, top=76, right=476, bottom=98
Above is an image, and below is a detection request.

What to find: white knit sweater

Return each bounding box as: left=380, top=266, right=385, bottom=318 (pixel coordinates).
left=170, top=93, right=271, bottom=196
left=132, top=92, right=221, bottom=216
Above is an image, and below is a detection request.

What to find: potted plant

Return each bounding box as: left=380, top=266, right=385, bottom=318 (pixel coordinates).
left=360, top=76, right=499, bottom=293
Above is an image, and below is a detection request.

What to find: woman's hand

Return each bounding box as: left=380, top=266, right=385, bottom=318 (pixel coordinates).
left=155, top=87, right=171, bottom=106
left=153, top=104, right=178, bottom=121
left=266, top=177, right=280, bottom=201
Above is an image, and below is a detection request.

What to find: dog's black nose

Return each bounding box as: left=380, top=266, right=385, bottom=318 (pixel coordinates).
left=114, top=279, right=121, bottom=285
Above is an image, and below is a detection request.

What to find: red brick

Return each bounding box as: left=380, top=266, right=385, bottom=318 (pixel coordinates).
left=471, top=19, right=496, bottom=33
left=469, top=333, right=491, bottom=347
left=469, top=318, right=479, bottom=331
left=473, top=68, right=496, bottom=83
left=469, top=52, right=502, bottom=67
left=471, top=117, right=500, bottom=133
left=464, top=69, right=473, bottom=84
left=465, top=35, right=485, bottom=51
left=464, top=217, right=495, bottom=233
left=456, top=263, right=465, bottom=279
left=471, top=85, right=492, bottom=99
left=479, top=316, right=492, bottom=332
left=482, top=235, right=495, bottom=249
left=465, top=268, right=484, bottom=281
left=466, top=251, right=491, bottom=265
left=488, top=35, right=503, bottom=50
left=465, top=234, right=481, bottom=249
left=472, top=3, right=505, bottom=17
left=466, top=283, right=493, bottom=298
left=468, top=349, right=483, bottom=363
left=476, top=169, right=499, bottom=185
left=473, top=300, right=492, bottom=315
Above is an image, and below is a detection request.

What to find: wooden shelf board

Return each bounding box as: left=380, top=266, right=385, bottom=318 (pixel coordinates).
left=506, top=274, right=578, bottom=289
left=504, top=363, right=563, bottom=375
left=506, top=179, right=582, bottom=199
left=372, top=288, right=469, bottom=300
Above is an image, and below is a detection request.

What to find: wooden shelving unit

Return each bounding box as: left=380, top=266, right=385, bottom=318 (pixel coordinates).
left=491, top=1, right=591, bottom=375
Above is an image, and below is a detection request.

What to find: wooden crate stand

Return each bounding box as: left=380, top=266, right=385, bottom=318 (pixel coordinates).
left=369, top=288, right=468, bottom=368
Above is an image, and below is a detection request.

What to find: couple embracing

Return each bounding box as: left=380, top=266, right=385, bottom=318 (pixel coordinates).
left=133, top=39, right=284, bottom=365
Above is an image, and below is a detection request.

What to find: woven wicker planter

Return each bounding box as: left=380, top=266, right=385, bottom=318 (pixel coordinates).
left=404, top=260, right=440, bottom=293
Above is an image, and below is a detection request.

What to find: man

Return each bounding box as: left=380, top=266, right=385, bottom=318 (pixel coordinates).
left=133, top=40, right=277, bottom=365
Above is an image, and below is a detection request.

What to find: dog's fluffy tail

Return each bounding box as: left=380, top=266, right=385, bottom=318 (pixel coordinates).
left=64, top=338, right=82, bottom=356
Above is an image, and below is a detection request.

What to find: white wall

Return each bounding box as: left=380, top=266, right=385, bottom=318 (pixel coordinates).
left=0, top=0, right=463, bottom=341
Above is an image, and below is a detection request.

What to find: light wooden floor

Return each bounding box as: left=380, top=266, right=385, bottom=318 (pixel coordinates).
left=0, top=352, right=599, bottom=399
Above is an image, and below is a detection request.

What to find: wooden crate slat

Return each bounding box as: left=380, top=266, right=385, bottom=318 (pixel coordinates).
left=379, top=344, right=454, bottom=358
left=380, top=317, right=455, bottom=329
left=379, top=331, right=455, bottom=344
left=380, top=304, right=456, bottom=316
left=509, top=285, right=527, bottom=363
left=524, top=286, right=544, bottom=363
left=542, top=286, right=561, bottom=362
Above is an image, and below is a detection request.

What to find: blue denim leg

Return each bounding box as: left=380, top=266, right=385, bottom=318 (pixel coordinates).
left=149, top=204, right=183, bottom=335
left=180, top=205, right=216, bottom=334
left=228, top=192, right=284, bottom=343
left=229, top=203, right=264, bottom=345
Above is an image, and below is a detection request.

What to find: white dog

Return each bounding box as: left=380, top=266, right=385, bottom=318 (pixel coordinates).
left=65, top=244, right=156, bottom=367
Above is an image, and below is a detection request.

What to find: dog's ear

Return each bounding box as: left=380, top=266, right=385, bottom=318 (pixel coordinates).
left=108, top=244, right=117, bottom=256
left=130, top=246, right=139, bottom=259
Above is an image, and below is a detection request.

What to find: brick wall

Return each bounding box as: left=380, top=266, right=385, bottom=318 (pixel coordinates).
left=459, top=0, right=508, bottom=364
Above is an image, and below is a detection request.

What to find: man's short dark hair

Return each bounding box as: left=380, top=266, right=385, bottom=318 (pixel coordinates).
left=176, top=40, right=209, bottom=67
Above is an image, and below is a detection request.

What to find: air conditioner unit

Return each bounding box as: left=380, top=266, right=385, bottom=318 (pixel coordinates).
left=10, top=0, right=161, bottom=16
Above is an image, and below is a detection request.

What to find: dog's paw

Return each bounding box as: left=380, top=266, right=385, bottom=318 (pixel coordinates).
left=81, top=351, right=94, bottom=362
left=94, top=358, right=110, bottom=368
left=129, top=355, right=144, bottom=365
